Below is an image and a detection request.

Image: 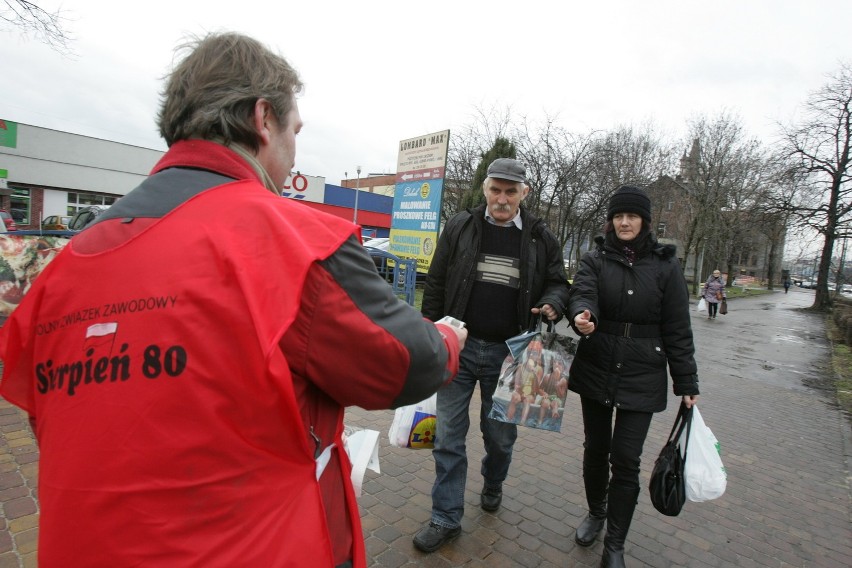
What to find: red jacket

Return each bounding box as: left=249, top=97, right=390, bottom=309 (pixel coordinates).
left=0, top=140, right=459, bottom=567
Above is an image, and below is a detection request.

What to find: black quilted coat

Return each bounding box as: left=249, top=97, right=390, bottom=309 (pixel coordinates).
left=568, top=234, right=699, bottom=412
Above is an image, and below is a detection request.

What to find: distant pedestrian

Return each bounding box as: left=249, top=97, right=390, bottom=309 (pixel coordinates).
left=784, top=278, right=791, bottom=293
left=703, top=269, right=727, bottom=319
left=568, top=184, right=700, bottom=567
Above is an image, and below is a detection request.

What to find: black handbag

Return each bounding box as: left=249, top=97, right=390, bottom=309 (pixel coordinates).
left=649, top=402, right=693, bottom=516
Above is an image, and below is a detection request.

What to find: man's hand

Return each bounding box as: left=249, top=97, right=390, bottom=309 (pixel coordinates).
left=531, top=304, right=558, bottom=321
left=450, top=325, right=468, bottom=351
left=436, top=323, right=467, bottom=351
left=573, top=309, right=595, bottom=335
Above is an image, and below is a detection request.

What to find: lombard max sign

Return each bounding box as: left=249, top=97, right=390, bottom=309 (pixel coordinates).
left=388, top=130, right=449, bottom=273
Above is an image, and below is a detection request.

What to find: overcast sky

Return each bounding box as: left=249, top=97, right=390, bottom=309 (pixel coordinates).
left=2, top=0, right=851, bottom=188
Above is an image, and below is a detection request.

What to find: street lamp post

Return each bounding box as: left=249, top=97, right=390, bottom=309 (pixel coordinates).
left=353, top=165, right=361, bottom=225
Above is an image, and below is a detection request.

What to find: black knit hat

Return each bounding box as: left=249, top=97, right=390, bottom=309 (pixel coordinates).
left=607, top=185, right=652, bottom=222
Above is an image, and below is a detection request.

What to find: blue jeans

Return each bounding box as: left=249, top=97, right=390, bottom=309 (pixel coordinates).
left=430, top=336, right=517, bottom=528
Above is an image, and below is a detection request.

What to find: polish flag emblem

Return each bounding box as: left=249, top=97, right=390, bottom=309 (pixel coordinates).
left=84, top=322, right=118, bottom=354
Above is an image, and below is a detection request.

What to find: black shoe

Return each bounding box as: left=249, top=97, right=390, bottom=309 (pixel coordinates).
left=575, top=514, right=606, bottom=546
left=481, top=485, right=503, bottom=512
left=413, top=522, right=461, bottom=553
left=600, top=547, right=627, bottom=568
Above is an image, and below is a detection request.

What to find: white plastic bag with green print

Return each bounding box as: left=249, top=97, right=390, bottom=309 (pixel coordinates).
left=680, top=406, right=727, bottom=502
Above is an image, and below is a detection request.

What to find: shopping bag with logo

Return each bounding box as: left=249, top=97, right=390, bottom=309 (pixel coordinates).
left=488, top=316, right=576, bottom=432
left=649, top=401, right=692, bottom=516
left=387, top=392, right=437, bottom=449
left=697, top=298, right=706, bottom=312
left=679, top=405, right=727, bottom=502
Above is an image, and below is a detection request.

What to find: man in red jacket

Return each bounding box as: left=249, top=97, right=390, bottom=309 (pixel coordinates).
left=0, top=32, right=465, bottom=568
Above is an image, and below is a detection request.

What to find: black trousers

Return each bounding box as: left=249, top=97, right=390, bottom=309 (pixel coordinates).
left=580, top=397, right=654, bottom=495
left=707, top=301, right=719, bottom=317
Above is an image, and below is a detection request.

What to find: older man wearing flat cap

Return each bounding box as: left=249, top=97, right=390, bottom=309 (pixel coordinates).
left=414, top=157, right=571, bottom=553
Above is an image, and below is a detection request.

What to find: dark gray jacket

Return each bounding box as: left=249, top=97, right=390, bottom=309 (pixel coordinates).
left=422, top=205, right=570, bottom=334
left=568, top=235, right=699, bottom=412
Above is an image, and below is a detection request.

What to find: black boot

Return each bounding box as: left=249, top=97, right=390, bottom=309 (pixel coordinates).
left=600, top=547, right=626, bottom=568
left=600, top=485, right=639, bottom=567
left=575, top=460, right=608, bottom=546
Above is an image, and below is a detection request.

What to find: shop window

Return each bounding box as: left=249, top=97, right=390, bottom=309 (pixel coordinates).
left=10, top=188, right=31, bottom=224
left=67, top=192, right=117, bottom=215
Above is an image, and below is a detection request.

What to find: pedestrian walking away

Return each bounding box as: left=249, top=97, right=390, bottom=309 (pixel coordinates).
left=0, top=32, right=467, bottom=568
left=568, top=184, right=700, bottom=568
left=412, top=157, right=571, bottom=553
left=703, top=269, right=726, bottom=319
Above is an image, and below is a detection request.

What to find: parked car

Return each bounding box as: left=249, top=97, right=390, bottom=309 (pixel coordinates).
left=42, top=214, right=72, bottom=230
left=68, top=205, right=109, bottom=231
left=0, top=210, right=17, bottom=232
left=363, top=237, right=391, bottom=279
left=363, top=237, right=389, bottom=252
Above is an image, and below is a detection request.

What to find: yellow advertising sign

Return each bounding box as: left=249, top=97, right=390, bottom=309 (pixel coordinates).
left=390, top=130, right=449, bottom=273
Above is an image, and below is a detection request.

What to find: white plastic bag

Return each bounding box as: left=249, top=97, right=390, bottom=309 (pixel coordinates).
left=697, top=298, right=707, bottom=312
left=387, top=393, right=437, bottom=449
left=343, top=427, right=381, bottom=497
left=680, top=406, right=726, bottom=502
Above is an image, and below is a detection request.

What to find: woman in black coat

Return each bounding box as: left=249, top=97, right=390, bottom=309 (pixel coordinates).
left=568, top=185, right=700, bottom=568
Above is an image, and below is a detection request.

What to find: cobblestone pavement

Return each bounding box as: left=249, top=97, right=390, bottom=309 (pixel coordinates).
left=1, top=287, right=850, bottom=567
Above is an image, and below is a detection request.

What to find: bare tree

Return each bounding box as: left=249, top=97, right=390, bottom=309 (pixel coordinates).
left=780, top=62, right=852, bottom=310
left=514, top=115, right=597, bottom=272
left=676, top=112, right=774, bottom=292
left=544, top=122, right=674, bottom=272
left=756, top=156, right=812, bottom=290
left=443, top=105, right=514, bottom=222
left=2, top=0, right=73, bottom=54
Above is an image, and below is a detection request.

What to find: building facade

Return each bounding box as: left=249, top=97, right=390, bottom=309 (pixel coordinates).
left=646, top=139, right=786, bottom=285
left=0, top=121, right=163, bottom=228
left=0, top=120, right=391, bottom=236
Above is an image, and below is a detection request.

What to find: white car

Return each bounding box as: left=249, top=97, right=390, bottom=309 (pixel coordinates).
left=363, top=237, right=389, bottom=252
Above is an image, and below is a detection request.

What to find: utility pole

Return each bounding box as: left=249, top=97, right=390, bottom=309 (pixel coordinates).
left=353, top=165, right=361, bottom=225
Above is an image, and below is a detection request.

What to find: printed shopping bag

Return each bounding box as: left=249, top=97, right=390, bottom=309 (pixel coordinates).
left=387, top=393, right=437, bottom=449
left=679, top=406, right=727, bottom=502
left=488, top=317, right=576, bottom=432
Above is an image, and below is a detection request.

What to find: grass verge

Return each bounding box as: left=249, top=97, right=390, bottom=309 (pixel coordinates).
left=724, top=287, right=773, bottom=299
left=826, top=317, right=852, bottom=419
